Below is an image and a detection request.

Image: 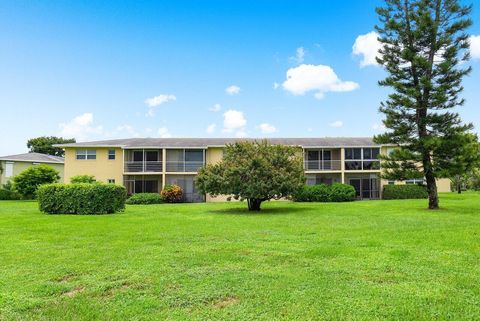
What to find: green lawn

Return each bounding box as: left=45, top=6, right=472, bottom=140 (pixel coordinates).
left=1, top=193, right=480, bottom=320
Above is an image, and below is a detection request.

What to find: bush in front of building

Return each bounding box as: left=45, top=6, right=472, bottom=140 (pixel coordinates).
left=13, top=164, right=60, bottom=199
left=0, top=181, right=21, bottom=200
left=70, top=175, right=96, bottom=184
left=37, top=183, right=127, bottom=214
left=382, top=184, right=428, bottom=200
left=160, top=184, right=183, bottom=203
left=292, top=183, right=356, bottom=202
left=126, top=193, right=164, bottom=205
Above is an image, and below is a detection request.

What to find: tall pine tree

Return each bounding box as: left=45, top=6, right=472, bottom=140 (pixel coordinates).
left=374, top=0, right=474, bottom=209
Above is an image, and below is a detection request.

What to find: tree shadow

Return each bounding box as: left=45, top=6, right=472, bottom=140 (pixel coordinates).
left=208, top=206, right=310, bottom=216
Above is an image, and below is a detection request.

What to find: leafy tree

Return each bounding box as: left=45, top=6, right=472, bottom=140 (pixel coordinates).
left=13, top=165, right=60, bottom=199
left=195, top=140, right=305, bottom=211
left=374, top=0, right=474, bottom=209
left=70, top=175, right=96, bottom=184
left=445, top=133, right=480, bottom=193
left=27, top=136, right=76, bottom=157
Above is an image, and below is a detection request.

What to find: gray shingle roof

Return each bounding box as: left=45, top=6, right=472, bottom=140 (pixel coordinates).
left=0, top=152, right=64, bottom=163
left=54, top=137, right=381, bottom=148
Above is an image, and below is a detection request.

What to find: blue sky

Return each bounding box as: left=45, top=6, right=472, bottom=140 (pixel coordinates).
left=1, top=0, right=479, bottom=154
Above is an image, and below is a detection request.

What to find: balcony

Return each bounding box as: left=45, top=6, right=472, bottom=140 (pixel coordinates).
left=344, top=160, right=380, bottom=171
left=124, top=161, right=163, bottom=173
left=304, top=160, right=342, bottom=171
left=166, top=161, right=204, bottom=172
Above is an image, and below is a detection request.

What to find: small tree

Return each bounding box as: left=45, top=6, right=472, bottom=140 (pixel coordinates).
left=13, top=165, right=60, bottom=199
left=195, top=140, right=305, bottom=211
left=27, top=136, right=75, bottom=157
left=70, top=175, right=96, bottom=184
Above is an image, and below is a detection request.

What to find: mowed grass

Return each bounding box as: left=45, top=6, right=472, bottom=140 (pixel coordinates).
left=1, top=193, right=480, bottom=320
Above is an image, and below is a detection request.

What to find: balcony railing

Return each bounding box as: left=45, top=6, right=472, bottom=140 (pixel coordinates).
left=124, top=161, right=163, bottom=172
left=166, top=161, right=204, bottom=172
left=344, top=160, right=380, bottom=170
left=304, top=160, right=342, bottom=171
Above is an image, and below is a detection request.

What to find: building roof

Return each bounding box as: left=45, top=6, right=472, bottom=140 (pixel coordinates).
left=0, top=152, right=64, bottom=164
left=54, top=137, right=382, bottom=149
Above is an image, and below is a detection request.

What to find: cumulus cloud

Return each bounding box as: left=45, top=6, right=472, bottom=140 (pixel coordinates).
left=258, top=123, right=277, bottom=134
left=157, top=127, right=172, bottom=138
left=470, top=35, right=480, bottom=59
left=289, top=47, right=305, bottom=64
left=209, top=103, right=221, bottom=112
left=59, top=113, right=103, bottom=141
left=144, top=94, right=176, bottom=116
left=330, top=120, right=343, bottom=128
left=206, top=123, right=216, bottom=134
left=116, top=124, right=140, bottom=137
left=282, top=64, right=359, bottom=99
left=225, top=85, right=241, bottom=95
left=222, top=109, right=247, bottom=137
left=352, top=31, right=382, bottom=67
left=372, top=122, right=386, bottom=131
left=273, top=82, right=280, bottom=90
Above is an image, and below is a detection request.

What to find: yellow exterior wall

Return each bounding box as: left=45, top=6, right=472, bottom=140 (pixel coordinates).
left=64, top=147, right=124, bottom=184
left=205, top=147, right=231, bottom=202
left=0, top=160, right=64, bottom=185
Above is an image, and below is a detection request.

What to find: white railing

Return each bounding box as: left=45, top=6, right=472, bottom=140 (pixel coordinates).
left=166, top=161, right=204, bottom=172
left=124, top=161, right=163, bottom=172
left=304, top=160, right=342, bottom=171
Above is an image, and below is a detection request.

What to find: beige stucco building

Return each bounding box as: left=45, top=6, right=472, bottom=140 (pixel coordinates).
left=0, top=152, right=64, bottom=186
left=56, top=137, right=451, bottom=202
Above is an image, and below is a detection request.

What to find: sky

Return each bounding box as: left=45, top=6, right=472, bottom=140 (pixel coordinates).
left=1, top=0, right=479, bottom=155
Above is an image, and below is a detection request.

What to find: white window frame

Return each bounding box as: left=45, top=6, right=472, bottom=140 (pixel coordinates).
left=5, top=162, right=14, bottom=178
left=107, top=179, right=115, bottom=184
left=108, top=149, right=116, bottom=160
left=76, top=149, right=96, bottom=160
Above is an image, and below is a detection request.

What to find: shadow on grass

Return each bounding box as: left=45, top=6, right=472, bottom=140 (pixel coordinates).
left=208, top=206, right=310, bottom=216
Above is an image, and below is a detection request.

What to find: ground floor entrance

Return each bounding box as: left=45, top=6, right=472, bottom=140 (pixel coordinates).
left=347, top=175, right=380, bottom=200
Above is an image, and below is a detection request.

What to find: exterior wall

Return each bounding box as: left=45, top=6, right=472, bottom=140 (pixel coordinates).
left=0, top=160, right=64, bottom=185
left=64, top=147, right=123, bottom=184
left=205, top=147, right=230, bottom=202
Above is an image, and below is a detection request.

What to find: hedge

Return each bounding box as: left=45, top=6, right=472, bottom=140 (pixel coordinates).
left=37, top=183, right=127, bottom=214
left=126, top=193, right=164, bottom=205
left=382, top=184, right=428, bottom=200
left=0, top=189, right=21, bottom=200
left=292, top=183, right=356, bottom=202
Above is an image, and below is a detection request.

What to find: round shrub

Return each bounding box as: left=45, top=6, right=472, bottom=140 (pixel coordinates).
left=126, top=193, right=164, bottom=205
left=160, top=184, right=183, bottom=203
left=13, top=165, right=60, bottom=199
left=292, top=183, right=356, bottom=202
left=382, top=184, right=428, bottom=200
left=329, top=183, right=356, bottom=202
left=37, top=183, right=127, bottom=214
left=70, top=175, right=96, bottom=184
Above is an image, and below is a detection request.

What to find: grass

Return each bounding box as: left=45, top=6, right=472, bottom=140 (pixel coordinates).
left=1, top=192, right=480, bottom=320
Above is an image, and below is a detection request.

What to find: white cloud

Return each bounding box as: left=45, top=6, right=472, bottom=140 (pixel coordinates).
left=157, top=127, right=172, bottom=138
left=470, top=35, right=480, bottom=59
left=206, top=123, right=216, bottom=134
left=289, top=47, right=305, bottom=64
left=273, top=82, right=280, bottom=89
left=144, top=94, right=176, bottom=117
left=352, top=31, right=382, bottom=67
left=330, top=120, right=343, bottom=128
left=282, top=64, right=359, bottom=99
left=258, top=123, right=277, bottom=134
left=116, top=124, right=140, bottom=137
left=209, top=103, right=221, bottom=112
left=222, top=109, right=247, bottom=137
left=59, top=113, right=103, bottom=141
left=225, top=85, right=241, bottom=95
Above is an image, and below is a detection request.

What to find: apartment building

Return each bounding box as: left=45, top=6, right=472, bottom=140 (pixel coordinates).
left=56, top=137, right=451, bottom=202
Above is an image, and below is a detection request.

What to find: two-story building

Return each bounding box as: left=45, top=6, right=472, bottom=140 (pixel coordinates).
left=56, top=137, right=451, bottom=202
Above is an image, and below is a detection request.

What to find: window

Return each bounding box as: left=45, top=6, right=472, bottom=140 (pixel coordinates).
left=76, top=149, right=96, bottom=160
left=406, top=178, right=425, bottom=185
left=345, top=148, right=380, bottom=170
left=107, top=179, right=115, bottom=184
left=388, top=180, right=395, bottom=185
left=32, top=162, right=40, bottom=165
left=345, top=148, right=362, bottom=160
left=5, top=162, right=13, bottom=177
left=108, top=149, right=116, bottom=160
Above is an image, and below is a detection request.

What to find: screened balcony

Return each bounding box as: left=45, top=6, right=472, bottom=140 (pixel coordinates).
left=344, top=147, right=381, bottom=171
left=166, top=149, right=205, bottom=172
left=124, top=149, right=163, bottom=173
left=304, top=149, right=341, bottom=171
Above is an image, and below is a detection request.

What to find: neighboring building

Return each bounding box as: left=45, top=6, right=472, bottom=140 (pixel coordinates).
left=55, top=137, right=451, bottom=202
left=0, top=152, right=64, bottom=186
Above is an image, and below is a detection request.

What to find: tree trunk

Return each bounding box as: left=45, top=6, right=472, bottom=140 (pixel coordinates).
left=425, top=169, right=439, bottom=209
left=247, top=198, right=262, bottom=211
left=457, top=182, right=462, bottom=194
